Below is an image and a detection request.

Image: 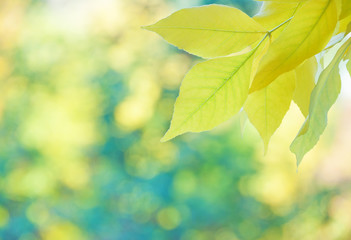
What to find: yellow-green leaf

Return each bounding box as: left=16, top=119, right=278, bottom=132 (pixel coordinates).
left=345, top=22, right=351, bottom=38
left=290, top=37, right=351, bottom=165
left=161, top=43, right=266, bottom=141
left=340, top=0, right=351, bottom=19
left=345, top=40, right=351, bottom=71
left=255, top=0, right=301, bottom=2
left=143, top=4, right=266, bottom=58
left=337, top=14, right=351, bottom=34
left=245, top=71, right=296, bottom=152
left=254, top=2, right=300, bottom=30
left=293, top=57, right=318, bottom=117
left=250, top=0, right=338, bottom=93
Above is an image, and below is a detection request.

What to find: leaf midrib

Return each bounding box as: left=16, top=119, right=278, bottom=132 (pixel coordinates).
left=269, top=0, right=333, bottom=78
left=171, top=46, right=260, bottom=133
left=146, top=26, right=267, bottom=34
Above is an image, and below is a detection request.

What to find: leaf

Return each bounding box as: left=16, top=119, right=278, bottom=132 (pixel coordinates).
left=245, top=71, right=296, bottom=152
left=337, top=14, right=351, bottom=34
left=143, top=4, right=266, bottom=58
left=145, top=4, right=266, bottom=58
left=255, top=0, right=301, bottom=2
left=249, top=0, right=338, bottom=93
left=161, top=40, right=267, bottom=141
left=347, top=22, right=351, bottom=35
left=290, top=37, right=351, bottom=165
left=340, top=0, right=351, bottom=19
left=293, top=57, right=318, bottom=117
left=324, top=34, right=344, bottom=50
left=254, top=2, right=300, bottom=30
left=345, top=40, right=351, bottom=71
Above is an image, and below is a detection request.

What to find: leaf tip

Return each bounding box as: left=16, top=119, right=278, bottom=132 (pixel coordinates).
left=248, top=84, right=261, bottom=94
left=160, top=130, right=175, bottom=142
left=290, top=144, right=305, bottom=168
left=141, top=24, right=153, bottom=31
left=296, top=154, right=304, bottom=167
left=248, top=86, right=255, bottom=94
left=160, top=135, right=169, bottom=143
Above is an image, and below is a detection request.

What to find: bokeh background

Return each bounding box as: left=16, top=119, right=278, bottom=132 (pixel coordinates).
left=0, top=0, right=351, bottom=239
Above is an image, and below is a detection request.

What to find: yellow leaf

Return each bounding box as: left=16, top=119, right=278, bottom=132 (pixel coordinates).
left=337, top=14, right=351, bottom=34
left=254, top=2, right=300, bottom=30
left=255, top=0, right=301, bottom=2
left=143, top=4, right=266, bottom=58
left=250, top=0, right=338, bottom=93
left=339, top=0, right=351, bottom=19
left=290, top=36, right=351, bottom=165
left=245, top=71, right=296, bottom=152
left=161, top=38, right=268, bottom=141
left=293, top=57, right=318, bottom=117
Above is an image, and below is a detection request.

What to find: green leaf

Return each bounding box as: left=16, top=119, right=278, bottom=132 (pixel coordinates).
left=250, top=0, right=338, bottom=93
left=293, top=57, right=318, bottom=117
left=290, top=37, right=351, bottom=165
left=143, top=4, right=266, bottom=58
left=245, top=71, right=296, bottom=152
left=161, top=40, right=267, bottom=141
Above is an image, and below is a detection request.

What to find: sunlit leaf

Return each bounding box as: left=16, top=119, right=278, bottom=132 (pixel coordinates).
left=339, top=0, right=351, bottom=19
left=254, top=2, right=300, bottom=30
left=337, top=14, right=351, bottom=34
left=143, top=4, right=266, bottom=58
left=255, top=0, right=301, bottom=2
left=345, top=41, right=351, bottom=71
left=250, top=0, right=338, bottom=92
left=290, top=37, right=351, bottom=165
left=346, top=22, right=351, bottom=37
left=161, top=41, right=267, bottom=141
left=293, top=57, right=318, bottom=117
left=245, top=71, right=296, bottom=152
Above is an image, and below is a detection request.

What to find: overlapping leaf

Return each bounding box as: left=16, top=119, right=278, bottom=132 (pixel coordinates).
left=145, top=0, right=351, bottom=166
left=290, top=37, right=351, bottom=165
left=144, top=4, right=266, bottom=58
left=337, top=14, right=351, bottom=34
left=245, top=71, right=296, bottom=152
left=250, top=0, right=338, bottom=92
left=161, top=42, right=267, bottom=141
left=293, top=57, right=318, bottom=117
left=345, top=40, right=351, bottom=72
left=339, top=0, right=351, bottom=19
left=255, top=0, right=301, bottom=2
left=254, top=2, right=300, bottom=30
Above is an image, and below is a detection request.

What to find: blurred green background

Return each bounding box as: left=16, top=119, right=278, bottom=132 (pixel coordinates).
left=1, top=0, right=351, bottom=239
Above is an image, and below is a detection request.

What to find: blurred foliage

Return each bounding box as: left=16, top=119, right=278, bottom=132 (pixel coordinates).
left=0, top=0, right=350, bottom=239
